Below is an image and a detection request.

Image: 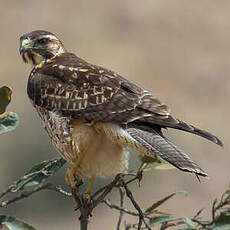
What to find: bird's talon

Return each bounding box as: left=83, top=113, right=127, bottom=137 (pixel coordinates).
left=116, top=173, right=125, bottom=180
left=65, top=169, right=76, bottom=189
left=84, top=193, right=90, bottom=199
left=74, top=204, right=80, bottom=211
left=74, top=178, right=84, bottom=187
left=83, top=193, right=93, bottom=207
left=65, top=165, right=85, bottom=189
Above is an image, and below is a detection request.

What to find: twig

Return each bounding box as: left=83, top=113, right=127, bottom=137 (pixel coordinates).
left=0, top=182, right=50, bottom=207
left=125, top=171, right=143, bottom=186
left=92, top=172, right=149, bottom=230
left=122, top=182, right=151, bottom=230
left=46, top=184, right=72, bottom=197
left=92, top=174, right=122, bottom=200
left=0, top=185, right=15, bottom=200
left=0, top=182, right=72, bottom=208
left=212, top=199, right=217, bottom=223
left=103, top=199, right=140, bottom=218
left=71, top=178, right=91, bottom=230
left=92, top=174, right=122, bottom=208
left=117, top=188, right=124, bottom=230
left=103, top=199, right=152, bottom=220
left=193, top=208, right=204, bottom=219
left=124, top=222, right=132, bottom=230
left=123, top=183, right=143, bottom=230
left=0, top=158, right=64, bottom=199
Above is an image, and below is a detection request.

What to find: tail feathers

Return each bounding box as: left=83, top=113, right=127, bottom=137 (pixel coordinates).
left=160, top=135, right=208, bottom=177
left=126, top=126, right=208, bottom=177
left=135, top=116, right=223, bottom=147
left=170, top=119, right=223, bottom=147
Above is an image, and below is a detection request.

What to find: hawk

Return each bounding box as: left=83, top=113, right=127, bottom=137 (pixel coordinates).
left=19, top=30, right=223, bottom=194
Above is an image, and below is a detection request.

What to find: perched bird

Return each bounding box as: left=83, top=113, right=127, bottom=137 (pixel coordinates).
left=19, top=30, right=222, bottom=194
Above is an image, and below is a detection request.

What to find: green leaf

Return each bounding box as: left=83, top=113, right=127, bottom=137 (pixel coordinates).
left=213, top=213, right=230, bottom=230
left=149, top=215, right=181, bottom=226
left=176, top=190, right=189, bottom=195
left=13, top=158, right=66, bottom=191
left=145, top=190, right=188, bottom=214
left=149, top=215, right=195, bottom=228
left=183, top=217, right=196, bottom=228
left=176, top=228, right=197, bottom=230
left=0, top=86, right=12, bottom=115
left=0, top=215, right=36, bottom=230
left=149, top=210, right=172, bottom=216
left=0, top=112, right=19, bottom=134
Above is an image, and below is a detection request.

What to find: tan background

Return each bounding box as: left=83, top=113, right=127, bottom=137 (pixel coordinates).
left=0, top=0, right=229, bottom=229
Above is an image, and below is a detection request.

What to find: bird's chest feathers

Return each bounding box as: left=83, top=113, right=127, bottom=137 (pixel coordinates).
left=71, top=120, right=130, bottom=177
left=34, top=107, right=130, bottom=176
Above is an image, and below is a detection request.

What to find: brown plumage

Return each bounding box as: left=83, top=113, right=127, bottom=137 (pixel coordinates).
left=20, top=30, right=223, bottom=184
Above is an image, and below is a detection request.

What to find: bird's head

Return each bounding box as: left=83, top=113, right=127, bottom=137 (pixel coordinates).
left=19, top=30, right=66, bottom=66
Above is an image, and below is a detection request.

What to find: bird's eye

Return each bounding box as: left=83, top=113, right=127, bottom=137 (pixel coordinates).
left=37, top=38, right=49, bottom=44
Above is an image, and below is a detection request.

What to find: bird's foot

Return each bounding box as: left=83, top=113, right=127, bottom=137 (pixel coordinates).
left=65, top=166, right=85, bottom=189
left=74, top=194, right=92, bottom=211
left=83, top=192, right=93, bottom=205
left=74, top=189, right=93, bottom=211
left=78, top=176, right=95, bottom=208
left=82, top=176, right=95, bottom=205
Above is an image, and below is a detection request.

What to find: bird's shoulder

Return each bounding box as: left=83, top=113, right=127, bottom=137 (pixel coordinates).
left=31, top=53, right=122, bottom=89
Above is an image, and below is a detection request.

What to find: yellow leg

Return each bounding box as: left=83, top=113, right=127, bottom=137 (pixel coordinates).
left=86, top=176, right=95, bottom=196
left=83, top=176, right=95, bottom=203
left=65, top=166, right=84, bottom=189
left=65, top=152, right=85, bottom=189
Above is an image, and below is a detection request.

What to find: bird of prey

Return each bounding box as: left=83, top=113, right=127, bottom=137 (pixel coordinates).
left=19, top=30, right=223, bottom=194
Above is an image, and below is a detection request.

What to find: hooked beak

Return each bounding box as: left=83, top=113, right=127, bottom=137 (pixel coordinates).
left=19, top=38, right=32, bottom=55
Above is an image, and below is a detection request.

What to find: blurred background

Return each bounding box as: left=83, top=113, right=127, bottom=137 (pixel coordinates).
left=0, top=0, right=229, bottom=229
